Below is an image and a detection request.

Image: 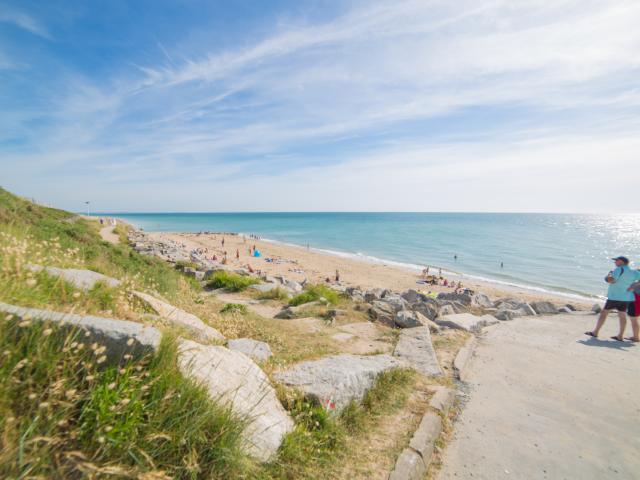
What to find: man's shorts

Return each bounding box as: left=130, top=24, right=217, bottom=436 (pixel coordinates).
left=604, top=299, right=630, bottom=312
left=628, top=294, right=640, bottom=317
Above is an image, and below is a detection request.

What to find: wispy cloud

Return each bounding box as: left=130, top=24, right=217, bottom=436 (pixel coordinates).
left=0, top=7, right=50, bottom=39
left=1, top=0, right=640, bottom=211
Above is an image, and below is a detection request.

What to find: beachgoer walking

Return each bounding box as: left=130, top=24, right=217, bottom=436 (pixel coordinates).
left=236, top=249, right=239, bottom=260
left=586, top=256, right=638, bottom=341
left=501, top=261, right=504, bottom=268
left=625, top=271, right=640, bottom=342
left=335, top=269, right=340, bottom=282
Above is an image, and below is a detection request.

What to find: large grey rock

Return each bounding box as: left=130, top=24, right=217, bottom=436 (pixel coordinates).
left=437, top=292, right=472, bottom=306
left=393, top=327, right=442, bottom=377
left=27, top=264, right=121, bottom=291
left=592, top=303, right=602, bottom=314
left=133, top=291, right=224, bottom=343
left=438, top=304, right=456, bottom=317
left=412, top=301, right=438, bottom=321
left=274, top=354, right=405, bottom=412
left=384, top=294, right=409, bottom=312
left=472, top=293, right=494, bottom=308
left=274, top=301, right=322, bottom=319
left=401, top=289, right=425, bottom=304
left=0, top=302, right=160, bottom=362
left=495, top=308, right=522, bottom=321
left=436, top=313, right=499, bottom=332
left=368, top=301, right=396, bottom=327
left=177, top=339, right=293, bottom=462
left=409, top=413, right=442, bottom=464
left=250, top=282, right=284, bottom=294
left=494, top=297, right=527, bottom=310
left=395, top=310, right=429, bottom=329
left=364, top=289, right=384, bottom=303
left=389, top=448, right=426, bottom=480
left=531, top=301, right=558, bottom=315
left=227, top=338, right=273, bottom=362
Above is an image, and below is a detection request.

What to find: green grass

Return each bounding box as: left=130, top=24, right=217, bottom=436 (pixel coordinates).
left=288, top=284, right=341, bottom=307
left=206, top=270, right=260, bottom=292
left=256, top=287, right=291, bottom=301
left=175, top=260, right=198, bottom=270
left=0, top=188, right=200, bottom=307
left=220, top=303, right=248, bottom=314
left=262, top=368, right=415, bottom=479
left=0, top=317, right=253, bottom=479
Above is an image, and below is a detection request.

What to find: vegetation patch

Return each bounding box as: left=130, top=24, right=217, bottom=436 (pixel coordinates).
left=220, top=303, right=248, bottom=315
left=0, top=319, right=253, bottom=479
left=206, top=271, right=260, bottom=292
left=256, top=286, right=291, bottom=301
left=289, top=284, right=341, bottom=307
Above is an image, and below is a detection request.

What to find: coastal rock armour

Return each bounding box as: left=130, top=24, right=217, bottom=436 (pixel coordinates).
left=437, top=292, right=472, bottom=306
left=27, top=264, right=121, bottom=291
left=274, top=354, right=405, bottom=412
left=177, top=339, right=293, bottom=462
left=395, top=310, right=430, bottom=329
left=227, top=338, right=272, bottom=362
left=368, top=301, right=396, bottom=327
left=0, top=302, right=161, bottom=361
left=132, top=291, right=224, bottom=342
left=393, top=327, right=443, bottom=377
left=437, top=313, right=499, bottom=332
left=531, top=301, right=559, bottom=315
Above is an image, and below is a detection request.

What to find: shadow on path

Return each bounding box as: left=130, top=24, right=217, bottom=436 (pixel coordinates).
left=577, top=337, right=636, bottom=351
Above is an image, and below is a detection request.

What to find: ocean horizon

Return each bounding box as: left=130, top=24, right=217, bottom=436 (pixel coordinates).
left=94, top=212, right=640, bottom=300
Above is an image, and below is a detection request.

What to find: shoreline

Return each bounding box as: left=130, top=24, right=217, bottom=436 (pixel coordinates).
left=139, top=228, right=596, bottom=308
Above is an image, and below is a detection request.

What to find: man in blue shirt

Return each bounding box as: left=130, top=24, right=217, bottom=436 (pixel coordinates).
left=586, top=256, right=637, bottom=341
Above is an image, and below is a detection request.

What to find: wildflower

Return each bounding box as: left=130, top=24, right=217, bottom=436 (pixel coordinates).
left=18, top=320, right=31, bottom=328
left=86, top=375, right=95, bottom=381
left=126, top=338, right=134, bottom=346
left=96, top=355, right=107, bottom=364
left=5, top=314, right=14, bottom=321
left=120, top=398, right=131, bottom=406
left=26, top=278, right=37, bottom=287
left=123, top=354, right=132, bottom=360
left=119, top=368, right=126, bottom=374
left=90, top=343, right=98, bottom=351
left=43, top=328, right=53, bottom=336
left=84, top=331, right=91, bottom=338
left=57, top=419, right=68, bottom=427
left=28, top=393, right=37, bottom=400
left=73, top=292, right=81, bottom=298
left=6, top=417, right=15, bottom=424
left=104, top=425, right=113, bottom=432
left=38, top=402, right=50, bottom=409
left=65, top=389, right=77, bottom=399
left=98, top=436, right=105, bottom=444
left=107, top=382, right=116, bottom=390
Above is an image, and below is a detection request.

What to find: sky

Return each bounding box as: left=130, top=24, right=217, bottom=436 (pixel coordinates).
left=1, top=0, right=639, bottom=213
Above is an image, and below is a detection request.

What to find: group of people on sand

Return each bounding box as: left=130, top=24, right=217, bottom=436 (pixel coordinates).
left=586, top=256, right=640, bottom=343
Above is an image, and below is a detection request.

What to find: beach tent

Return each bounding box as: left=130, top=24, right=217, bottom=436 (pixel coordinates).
left=253, top=250, right=261, bottom=257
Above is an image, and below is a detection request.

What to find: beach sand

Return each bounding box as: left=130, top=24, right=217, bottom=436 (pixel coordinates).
left=146, top=231, right=594, bottom=308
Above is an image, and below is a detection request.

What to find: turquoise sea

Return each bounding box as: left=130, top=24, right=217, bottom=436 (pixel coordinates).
left=102, top=213, right=640, bottom=299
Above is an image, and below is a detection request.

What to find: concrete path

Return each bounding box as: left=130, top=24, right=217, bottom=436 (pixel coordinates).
left=99, top=224, right=119, bottom=244
left=438, top=312, right=640, bottom=480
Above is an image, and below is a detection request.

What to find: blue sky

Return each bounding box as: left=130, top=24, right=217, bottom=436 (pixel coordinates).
left=1, top=0, right=639, bottom=212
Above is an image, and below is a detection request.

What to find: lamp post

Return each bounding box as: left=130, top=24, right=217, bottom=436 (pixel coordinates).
left=85, top=201, right=90, bottom=216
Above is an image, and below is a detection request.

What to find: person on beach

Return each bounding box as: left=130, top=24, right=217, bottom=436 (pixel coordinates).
left=335, top=269, right=340, bottom=282
left=236, top=249, right=240, bottom=260
left=625, top=272, right=640, bottom=342
left=586, top=256, right=638, bottom=341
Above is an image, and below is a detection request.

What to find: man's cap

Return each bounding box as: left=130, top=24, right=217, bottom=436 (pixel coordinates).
left=612, top=256, right=630, bottom=264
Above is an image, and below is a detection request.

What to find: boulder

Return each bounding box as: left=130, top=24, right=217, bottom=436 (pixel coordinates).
left=393, top=327, right=442, bottom=377
left=368, top=301, right=396, bottom=327
left=389, top=448, right=426, bottom=480
left=436, top=313, right=499, bottom=332
left=565, top=304, right=577, bottom=311
left=364, top=289, right=384, bottom=303
left=401, top=289, right=425, bottom=304
left=274, top=354, right=405, bottom=412
left=520, top=303, right=537, bottom=316
left=383, top=294, right=409, bottom=312
left=494, top=308, right=521, bottom=321
left=0, top=302, right=160, bottom=362
left=438, top=304, right=456, bottom=317
left=227, top=338, right=272, bottom=362
left=395, top=310, right=429, bottom=329
left=282, top=279, right=303, bottom=293
left=412, top=301, right=438, bottom=321
left=592, top=304, right=602, bottom=314
left=494, top=297, right=527, bottom=310
left=472, top=293, right=494, bottom=308
left=250, top=282, right=283, bottom=293
left=177, top=340, right=293, bottom=462
left=274, top=301, right=322, bottom=319
left=437, top=292, right=472, bottom=306
left=132, top=291, right=225, bottom=343
left=530, top=301, right=558, bottom=315
left=27, top=264, right=121, bottom=291
left=559, top=306, right=573, bottom=314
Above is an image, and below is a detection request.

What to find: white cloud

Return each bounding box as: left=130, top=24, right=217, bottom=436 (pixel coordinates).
left=2, top=0, right=640, bottom=212
left=0, top=7, right=50, bottom=39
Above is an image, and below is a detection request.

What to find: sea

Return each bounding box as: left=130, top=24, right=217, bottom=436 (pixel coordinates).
left=101, top=212, right=640, bottom=300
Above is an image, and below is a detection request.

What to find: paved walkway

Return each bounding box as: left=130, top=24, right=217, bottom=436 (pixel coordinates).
left=438, top=312, right=640, bottom=480
left=99, top=224, right=119, bottom=244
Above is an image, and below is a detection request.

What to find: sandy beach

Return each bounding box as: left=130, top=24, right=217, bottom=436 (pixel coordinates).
left=146, top=231, right=594, bottom=308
